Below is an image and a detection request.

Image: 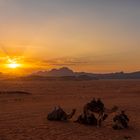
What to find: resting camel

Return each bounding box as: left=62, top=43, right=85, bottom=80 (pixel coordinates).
left=83, top=98, right=118, bottom=126
left=47, top=106, right=76, bottom=121
left=113, top=111, right=129, bottom=130
left=75, top=111, right=98, bottom=126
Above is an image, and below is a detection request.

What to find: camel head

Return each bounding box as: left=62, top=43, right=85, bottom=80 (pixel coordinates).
left=67, top=109, right=76, bottom=119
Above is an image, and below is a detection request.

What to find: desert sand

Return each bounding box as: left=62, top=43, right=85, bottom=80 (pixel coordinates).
left=0, top=80, right=139, bottom=140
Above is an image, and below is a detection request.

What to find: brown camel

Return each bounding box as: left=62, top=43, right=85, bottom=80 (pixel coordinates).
left=83, top=98, right=118, bottom=126
left=47, top=106, right=76, bottom=121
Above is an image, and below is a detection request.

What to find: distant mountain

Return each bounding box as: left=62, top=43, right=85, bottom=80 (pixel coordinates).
left=4, top=67, right=140, bottom=81
left=96, top=71, right=140, bottom=79
left=31, top=67, right=140, bottom=80
left=33, top=67, right=75, bottom=77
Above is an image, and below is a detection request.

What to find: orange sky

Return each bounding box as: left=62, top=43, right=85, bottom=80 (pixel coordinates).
left=0, top=0, right=140, bottom=74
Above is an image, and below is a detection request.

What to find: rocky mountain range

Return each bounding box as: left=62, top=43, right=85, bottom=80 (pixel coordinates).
left=30, top=67, right=140, bottom=79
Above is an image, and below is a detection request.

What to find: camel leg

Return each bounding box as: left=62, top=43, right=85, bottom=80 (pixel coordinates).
left=97, top=112, right=104, bottom=127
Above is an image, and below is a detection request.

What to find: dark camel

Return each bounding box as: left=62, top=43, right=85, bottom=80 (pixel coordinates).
left=47, top=106, right=76, bottom=121
left=113, top=111, right=129, bottom=130
left=83, top=98, right=118, bottom=126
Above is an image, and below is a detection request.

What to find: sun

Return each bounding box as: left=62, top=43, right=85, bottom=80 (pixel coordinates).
left=8, top=62, right=21, bottom=69
left=7, top=58, right=22, bottom=69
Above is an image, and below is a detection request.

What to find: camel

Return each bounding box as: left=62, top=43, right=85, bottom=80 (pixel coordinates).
left=83, top=98, right=118, bottom=126
left=47, top=106, right=76, bottom=121
left=75, top=112, right=98, bottom=126
left=113, top=111, right=129, bottom=130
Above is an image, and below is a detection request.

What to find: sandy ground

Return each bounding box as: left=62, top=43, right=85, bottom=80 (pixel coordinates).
left=0, top=80, right=139, bottom=140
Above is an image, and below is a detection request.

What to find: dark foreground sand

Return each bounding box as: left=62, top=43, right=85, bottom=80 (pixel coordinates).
left=0, top=80, right=139, bottom=140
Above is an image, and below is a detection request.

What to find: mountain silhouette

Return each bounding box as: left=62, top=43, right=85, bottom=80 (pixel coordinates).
left=33, top=67, right=75, bottom=77
left=31, top=67, right=140, bottom=79
left=1, top=67, right=140, bottom=80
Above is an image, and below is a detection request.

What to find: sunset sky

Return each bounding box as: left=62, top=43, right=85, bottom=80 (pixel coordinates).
left=0, top=0, right=140, bottom=74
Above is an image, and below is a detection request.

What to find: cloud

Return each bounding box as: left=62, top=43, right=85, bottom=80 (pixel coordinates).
left=42, top=57, right=90, bottom=66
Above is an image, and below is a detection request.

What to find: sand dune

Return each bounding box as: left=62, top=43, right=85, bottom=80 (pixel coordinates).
left=0, top=80, right=139, bottom=140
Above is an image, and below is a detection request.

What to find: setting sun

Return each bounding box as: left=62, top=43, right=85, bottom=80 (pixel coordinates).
left=8, top=62, right=21, bottom=69
left=6, top=58, right=22, bottom=69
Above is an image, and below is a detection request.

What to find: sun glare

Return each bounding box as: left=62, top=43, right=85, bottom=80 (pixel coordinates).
left=7, top=58, right=21, bottom=69
left=8, top=63, right=21, bottom=69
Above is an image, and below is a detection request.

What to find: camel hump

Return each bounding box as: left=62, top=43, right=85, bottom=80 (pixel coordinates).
left=84, top=98, right=105, bottom=113
left=47, top=107, right=67, bottom=121
left=47, top=107, right=76, bottom=121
